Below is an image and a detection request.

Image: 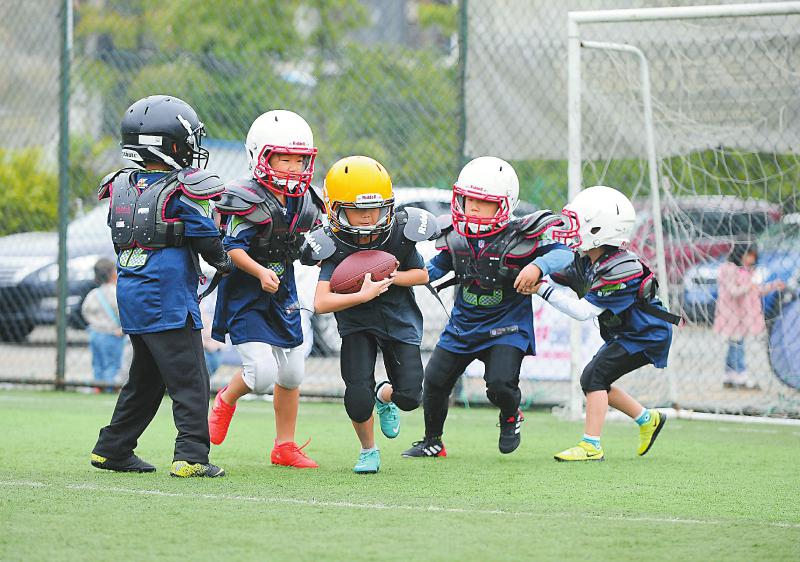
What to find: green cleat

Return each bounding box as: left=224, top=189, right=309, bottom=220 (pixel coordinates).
left=638, top=410, right=667, bottom=456
left=376, top=399, right=401, bottom=439
left=353, top=449, right=381, bottom=474
left=554, top=441, right=605, bottom=462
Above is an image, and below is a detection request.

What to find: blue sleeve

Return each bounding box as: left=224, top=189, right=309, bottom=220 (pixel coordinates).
left=426, top=250, right=453, bottom=282
left=532, top=244, right=574, bottom=277
left=222, top=215, right=258, bottom=252
left=585, top=286, right=636, bottom=314
left=401, top=249, right=425, bottom=271
left=318, top=260, right=336, bottom=282
left=173, top=195, right=220, bottom=237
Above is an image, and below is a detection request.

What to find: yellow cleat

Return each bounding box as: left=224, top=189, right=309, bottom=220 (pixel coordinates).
left=638, top=410, right=667, bottom=456
left=170, top=461, right=225, bottom=478
left=554, top=441, right=605, bottom=462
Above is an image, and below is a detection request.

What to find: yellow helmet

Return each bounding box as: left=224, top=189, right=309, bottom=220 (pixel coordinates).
left=324, top=155, right=395, bottom=239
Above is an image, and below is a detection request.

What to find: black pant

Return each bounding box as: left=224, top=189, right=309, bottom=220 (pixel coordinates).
left=93, top=320, right=211, bottom=463
left=581, top=342, right=650, bottom=393
left=423, top=344, right=525, bottom=438
left=339, top=332, right=424, bottom=423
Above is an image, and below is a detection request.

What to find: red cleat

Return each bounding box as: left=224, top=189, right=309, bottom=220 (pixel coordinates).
left=208, top=386, right=236, bottom=445
left=270, top=439, right=319, bottom=469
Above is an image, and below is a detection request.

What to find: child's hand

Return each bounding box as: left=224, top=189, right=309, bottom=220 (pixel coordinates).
left=514, top=263, right=543, bottom=294
left=531, top=281, right=546, bottom=295
left=258, top=268, right=281, bottom=294
left=358, top=272, right=394, bottom=302
left=388, top=260, right=400, bottom=280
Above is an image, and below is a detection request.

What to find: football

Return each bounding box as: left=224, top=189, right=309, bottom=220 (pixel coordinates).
left=329, top=250, right=398, bottom=294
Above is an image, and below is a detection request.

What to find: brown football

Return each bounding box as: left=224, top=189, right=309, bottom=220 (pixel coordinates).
left=329, top=250, right=398, bottom=294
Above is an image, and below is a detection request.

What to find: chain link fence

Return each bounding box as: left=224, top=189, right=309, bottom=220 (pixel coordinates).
left=2, top=0, right=800, bottom=417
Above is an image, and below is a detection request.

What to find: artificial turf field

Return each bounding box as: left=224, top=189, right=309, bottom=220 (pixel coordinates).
left=1, top=390, right=798, bottom=562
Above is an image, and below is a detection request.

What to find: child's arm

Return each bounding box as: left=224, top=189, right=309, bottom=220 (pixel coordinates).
left=514, top=243, right=574, bottom=292
left=391, top=267, right=429, bottom=287
left=425, top=250, right=453, bottom=284
left=228, top=248, right=280, bottom=294
left=534, top=281, right=605, bottom=321
left=314, top=274, right=394, bottom=314
left=391, top=248, right=429, bottom=287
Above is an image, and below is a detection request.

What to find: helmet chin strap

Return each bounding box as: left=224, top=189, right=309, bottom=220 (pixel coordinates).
left=147, top=146, right=182, bottom=170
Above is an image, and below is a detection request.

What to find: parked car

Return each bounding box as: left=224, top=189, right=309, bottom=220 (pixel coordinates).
left=681, top=214, right=800, bottom=323
left=629, top=196, right=781, bottom=291
left=0, top=204, right=116, bottom=341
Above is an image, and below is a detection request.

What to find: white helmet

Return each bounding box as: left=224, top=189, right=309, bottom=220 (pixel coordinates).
left=553, top=185, right=636, bottom=253
left=451, top=156, right=519, bottom=238
left=245, top=110, right=317, bottom=197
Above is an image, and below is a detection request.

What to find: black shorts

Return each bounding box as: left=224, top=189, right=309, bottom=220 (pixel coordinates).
left=581, top=342, right=650, bottom=393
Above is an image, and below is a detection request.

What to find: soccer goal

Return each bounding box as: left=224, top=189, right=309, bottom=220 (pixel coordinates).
left=566, top=2, right=800, bottom=420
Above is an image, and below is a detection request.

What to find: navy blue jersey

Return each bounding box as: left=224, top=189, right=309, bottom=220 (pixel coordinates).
left=431, top=235, right=573, bottom=355
left=318, top=240, right=425, bottom=346
left=211, top=199, right=303, bottom=348
left=585, top=271, right=672, bottom=368
left=113, top=170, right=219, bottom=334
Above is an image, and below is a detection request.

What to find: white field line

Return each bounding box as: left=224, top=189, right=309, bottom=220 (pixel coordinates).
left=2, top=480, right=799, bottom=530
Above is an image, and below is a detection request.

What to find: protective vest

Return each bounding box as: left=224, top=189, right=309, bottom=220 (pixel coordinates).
left=551, top=250, right=682, bottom=328
left=215, top=178, right=325, bottom=266
left=436, top=211, right=563, bottom=290
left=300, top=207, right=440, bottom=266
left=98, top=168, right=224, bottom=250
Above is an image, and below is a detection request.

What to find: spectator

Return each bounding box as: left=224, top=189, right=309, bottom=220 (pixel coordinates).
left=714, top=242, right=785, bottom=389
left=81, top=258, right=125, bottom=391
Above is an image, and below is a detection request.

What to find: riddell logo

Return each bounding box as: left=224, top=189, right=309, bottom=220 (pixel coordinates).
left=290, top=141, right=308, bottom=147
left=115, top=206, right=132, bottom=215
left=303, top=231, right=322, bottom=253
left=356, top=193, right=382, bottom=203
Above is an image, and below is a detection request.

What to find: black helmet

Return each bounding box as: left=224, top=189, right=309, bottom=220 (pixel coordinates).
left=120, top=95, right=209, bottom=169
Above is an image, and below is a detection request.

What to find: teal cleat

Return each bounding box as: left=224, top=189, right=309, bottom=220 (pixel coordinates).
left=353, top=449, right=381, bottom=474
left=376, top=400, right=401, bottom=439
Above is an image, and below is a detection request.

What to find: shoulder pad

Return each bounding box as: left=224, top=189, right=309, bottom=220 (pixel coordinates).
left=593, top=250, right=643, bottom=288
left=400, top=207, right=440, bottom=242
left=516, top=210, right=563, bottom=238
left=178, top=168, right=225, bottom=199
left=97, top=168, right=134, bottom=200
left=215, top=180, right=272, bottom=224
left=433, top=214, right=453, bottom=250
left=300, top=227, right=338, bottom=264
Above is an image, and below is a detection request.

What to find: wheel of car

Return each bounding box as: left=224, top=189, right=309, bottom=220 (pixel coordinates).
left=0, top=319, right=35, bottom=343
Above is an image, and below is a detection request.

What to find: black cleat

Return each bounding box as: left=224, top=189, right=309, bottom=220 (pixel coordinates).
left=91, top=453, right=156, bottom=473
left=401, top=436, right=447, bottom=458
left=498, top=410, right=524, bottom=454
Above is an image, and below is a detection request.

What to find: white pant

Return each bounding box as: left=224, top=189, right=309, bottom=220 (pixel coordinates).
left=235, top=342, right=304, bottom=393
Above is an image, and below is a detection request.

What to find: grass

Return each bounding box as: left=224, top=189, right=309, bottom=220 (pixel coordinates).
left=1, top=390, right=799, bottom=562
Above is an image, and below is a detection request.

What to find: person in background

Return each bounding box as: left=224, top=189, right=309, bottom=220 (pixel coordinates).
left=714, top=242, right=784, bottom=389
left=81, top=258, right=125, bottom=391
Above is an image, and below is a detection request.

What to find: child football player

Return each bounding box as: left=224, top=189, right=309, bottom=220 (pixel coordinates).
left=209, top=110, right=324, bottom=468
left=91, top=95, right=232, bottom=478
left=532, top=185, right=678, bottom=461
left=303, top=155, right=439, bottom=474
left=402, top=156, right=573, bottom=458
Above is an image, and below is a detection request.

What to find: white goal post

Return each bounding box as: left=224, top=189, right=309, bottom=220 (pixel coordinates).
left=565, top=2, right=800, bottom=421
